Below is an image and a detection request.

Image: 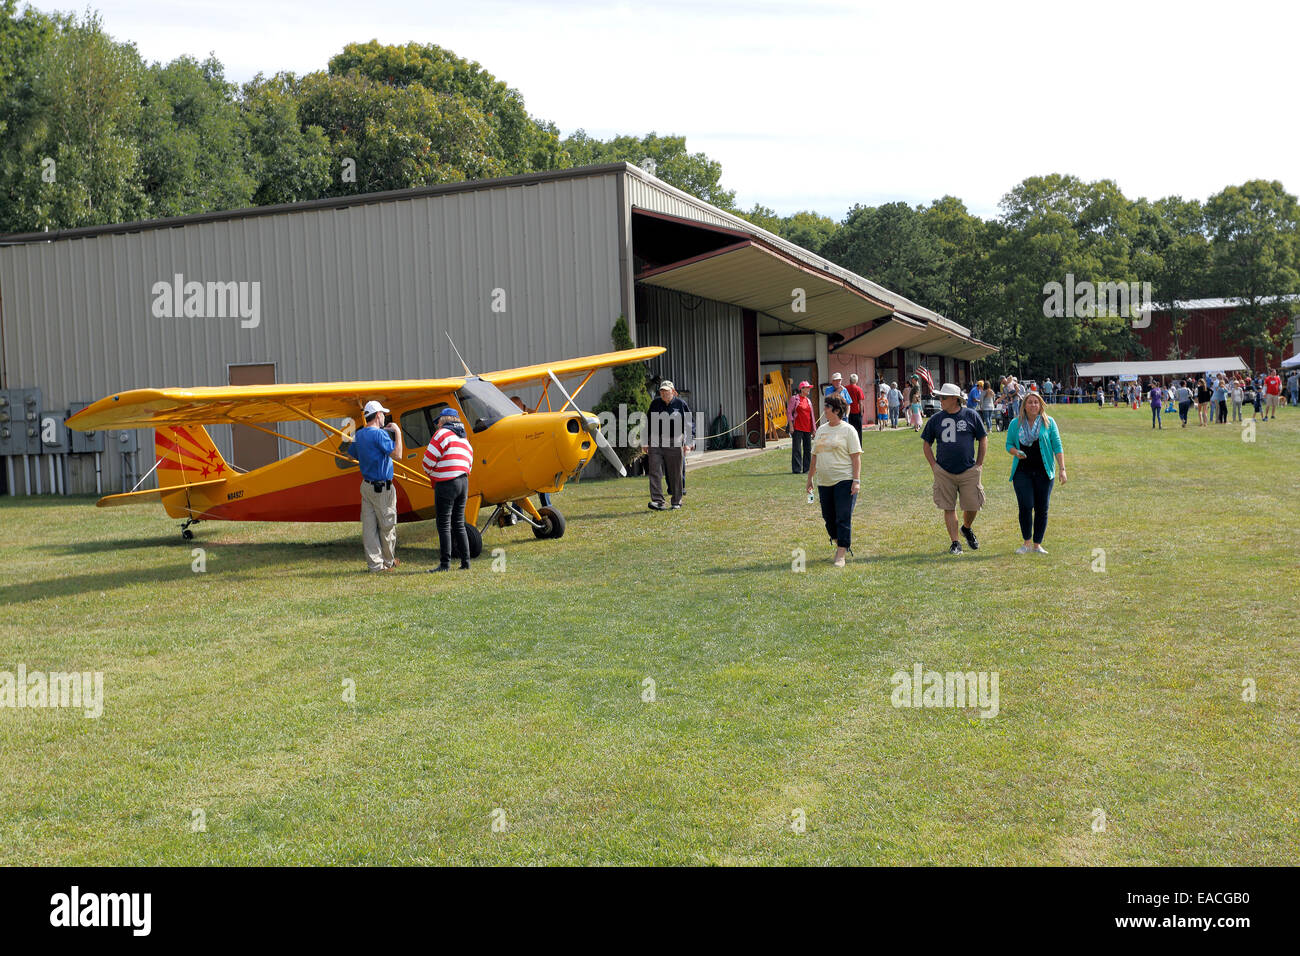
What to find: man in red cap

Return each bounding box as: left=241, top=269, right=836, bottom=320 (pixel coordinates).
left=787, top=380, right=815, bottom=474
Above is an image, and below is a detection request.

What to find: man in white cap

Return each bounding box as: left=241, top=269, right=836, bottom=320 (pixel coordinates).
left=920, top=383, right=988, bottom=555
left=353, top=399, right=404, bottom=571
left=823, top=372, right=850, bottom=410
left=643, top=379, right=693, bottom=510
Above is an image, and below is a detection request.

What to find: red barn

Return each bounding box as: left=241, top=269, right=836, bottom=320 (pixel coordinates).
left=1125, top=296, right=1299, bottom=370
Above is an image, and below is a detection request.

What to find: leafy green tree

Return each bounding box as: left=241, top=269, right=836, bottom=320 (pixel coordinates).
left=0, top=0, right=56, bottom=231
left=779, top=210, right=838, bottom=255
left=4, top=9, right=148, bottom=231
left=1135, top=196, right=1211, bottom=359
left=919, top=195, right=998, bottom=333
left=991, top=174, right=1143, bottom=377
left=738, top=202, right=782, bottom=233
left=297, top=69, right=505, bottom=195
left=564, top=130, right=736, bottom=209
left=241, top=73, right=332, bottom=205
left=821, top=201, right=951, bottom=309
left=1204, top=180, right=1300, bottom=368
left=328, top=40, right=566, bottom=174
left=136, top=55, right=257, bottom=217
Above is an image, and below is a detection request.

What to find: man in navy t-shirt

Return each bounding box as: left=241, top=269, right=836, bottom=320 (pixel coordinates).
left=921, top=383, right=988, bottom=555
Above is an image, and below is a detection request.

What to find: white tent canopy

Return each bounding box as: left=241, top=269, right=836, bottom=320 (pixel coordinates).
left=1075, top=357, right=1248, bottom=378
left=1282, top=353, right=1300, bottom=369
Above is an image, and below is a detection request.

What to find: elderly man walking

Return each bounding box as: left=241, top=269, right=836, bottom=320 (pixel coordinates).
left=353, top=399, right=404, bottom=571
left=643, top=380, right=694, bottom=510
left=921, top=383, right=988, bottom=555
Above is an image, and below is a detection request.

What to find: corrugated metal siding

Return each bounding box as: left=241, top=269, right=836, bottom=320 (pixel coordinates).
left=0, top=173, right=625, bottom=491
left=636, top=285, right=746, bottom=438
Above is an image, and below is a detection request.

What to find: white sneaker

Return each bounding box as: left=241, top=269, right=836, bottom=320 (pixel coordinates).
left=1015, top=545, right=1032, bottom=554
left=1032, top=544, right=1049, bottom=554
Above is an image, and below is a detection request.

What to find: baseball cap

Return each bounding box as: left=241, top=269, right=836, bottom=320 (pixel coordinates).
left=437, top=407, right=459, bottom=420
left=797, top=380, right=811, bottom=389
left=658, top=380, right=674, bottom=391
left=831, top=372, right=842, bottom=380
left=363, top=400, right=390, bottom=417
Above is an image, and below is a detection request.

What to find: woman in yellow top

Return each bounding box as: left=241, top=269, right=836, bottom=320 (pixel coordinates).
left=806, top=394, right=862, bottom=567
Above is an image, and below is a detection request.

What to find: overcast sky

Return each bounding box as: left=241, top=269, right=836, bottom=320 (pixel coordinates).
left=32, top=0, right=1300, bottom=220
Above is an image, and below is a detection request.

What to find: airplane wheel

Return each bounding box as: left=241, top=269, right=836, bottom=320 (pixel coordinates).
left=182, top=528, right=194, bottom=541
left=532, top=507, right=566, bottom=539
left=465, top=524, right=483, bottom=559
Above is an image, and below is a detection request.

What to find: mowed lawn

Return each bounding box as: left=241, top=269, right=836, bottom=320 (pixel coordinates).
left=0, top=403, right=1296, bottom=865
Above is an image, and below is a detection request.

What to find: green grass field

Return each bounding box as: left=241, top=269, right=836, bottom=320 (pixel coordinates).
left=1, top=403, right=1297, bottom=865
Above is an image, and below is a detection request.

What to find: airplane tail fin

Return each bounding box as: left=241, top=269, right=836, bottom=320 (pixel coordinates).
left=155, top=425, right=229, bottom=487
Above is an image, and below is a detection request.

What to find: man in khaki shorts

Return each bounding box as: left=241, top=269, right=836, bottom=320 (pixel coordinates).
left=921, top=383, right=988, bottom=555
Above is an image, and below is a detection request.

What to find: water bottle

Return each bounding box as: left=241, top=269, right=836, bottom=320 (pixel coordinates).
left=806, top=489, right=815, bottom=504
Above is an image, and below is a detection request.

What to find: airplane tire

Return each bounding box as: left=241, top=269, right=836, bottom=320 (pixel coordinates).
left=466, top=524, right=483, bottom=559
left=532, top=507, right=566, bottom=540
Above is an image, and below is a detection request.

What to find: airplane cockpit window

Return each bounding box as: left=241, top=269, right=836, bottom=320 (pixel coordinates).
left=456, top=378, right=521, bottom=433
left=399, top=403, right=450, bottom=449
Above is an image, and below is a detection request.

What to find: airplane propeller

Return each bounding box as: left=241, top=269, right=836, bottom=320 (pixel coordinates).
left=546, top=369, right=626, bottom=477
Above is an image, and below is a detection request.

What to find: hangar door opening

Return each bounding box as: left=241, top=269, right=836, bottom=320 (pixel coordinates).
left=227, top=363, right=279, bottom=470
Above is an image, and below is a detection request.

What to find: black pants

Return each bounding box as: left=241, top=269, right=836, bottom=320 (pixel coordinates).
left=847, top=412, right=863, bottom=437
left=1012, top=468, right=1054, bottom=544
left=817, top=478, right=857, bottom=549
left=791, top=430, right=813, bottom=473
left=434, top=474, right=470, bottom=567
left=1178, top=400, right=1191, bottom=424
left=1217, top=400, right=1227, bottom=423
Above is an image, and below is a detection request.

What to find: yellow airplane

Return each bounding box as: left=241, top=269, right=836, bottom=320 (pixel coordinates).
left=66, top=347, right=664, bottom=557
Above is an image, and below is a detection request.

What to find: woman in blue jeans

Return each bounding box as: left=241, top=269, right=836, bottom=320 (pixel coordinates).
left=1147, top=381, right=1164, bottom=429
left=1005, top=392, right=1066, bottom=554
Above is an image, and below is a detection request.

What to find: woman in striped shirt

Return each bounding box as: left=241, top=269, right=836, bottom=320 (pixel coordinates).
left=422, top=407, right=475, bottom=572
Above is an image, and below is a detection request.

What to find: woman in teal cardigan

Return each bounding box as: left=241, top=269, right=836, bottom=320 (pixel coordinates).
left=1005, top=392, right=1067, bottom=554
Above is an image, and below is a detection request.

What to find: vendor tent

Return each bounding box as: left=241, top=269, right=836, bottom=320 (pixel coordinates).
left=1075, top=357, right=1248, bottom=378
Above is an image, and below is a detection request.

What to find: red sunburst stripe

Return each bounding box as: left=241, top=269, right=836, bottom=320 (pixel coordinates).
left=156, top=430, right=210, bottom=467
left=171, top=425, right=215, bottom=459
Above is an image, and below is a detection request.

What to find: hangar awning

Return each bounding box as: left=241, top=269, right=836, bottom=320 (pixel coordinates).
left=634, top=212, right=997, bottom=360
left=834, top=314, right=928, bottom=356
left=1075, top=357, right=1248, bottom=378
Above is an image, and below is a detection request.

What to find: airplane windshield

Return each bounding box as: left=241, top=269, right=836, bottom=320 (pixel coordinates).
left=456, top=378, right=522, bottom=433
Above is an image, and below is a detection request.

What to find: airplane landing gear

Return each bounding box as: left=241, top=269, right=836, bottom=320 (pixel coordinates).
left=532, top=506, right=565, bottom=539
left=180, top=518, right=200, bottom=540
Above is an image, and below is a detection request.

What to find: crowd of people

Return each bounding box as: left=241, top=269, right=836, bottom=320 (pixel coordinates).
left=1082, top=368, right=1292, bottom=429
left=351, top=359, right=1292, bottom=572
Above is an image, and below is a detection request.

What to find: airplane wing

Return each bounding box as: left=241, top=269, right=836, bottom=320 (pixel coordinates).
left=67, top=348, right=665, bottom=432
left=480, top=347, right=665, bottom=389
left=66, top=378, right=465, bottom=431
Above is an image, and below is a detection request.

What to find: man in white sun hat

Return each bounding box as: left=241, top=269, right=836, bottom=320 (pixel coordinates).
left=353, top=398, right=404, bottom=571
left=920, top=383, right=988, bottom=555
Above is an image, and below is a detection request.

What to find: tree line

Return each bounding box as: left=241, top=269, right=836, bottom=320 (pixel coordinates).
left=2, top=3, right=1296, bottom=376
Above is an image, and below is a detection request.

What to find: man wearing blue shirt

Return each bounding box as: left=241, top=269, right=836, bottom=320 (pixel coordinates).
left=352, top=399, right=404, bottom=571
left=921, top=383, right=988, bottom=555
